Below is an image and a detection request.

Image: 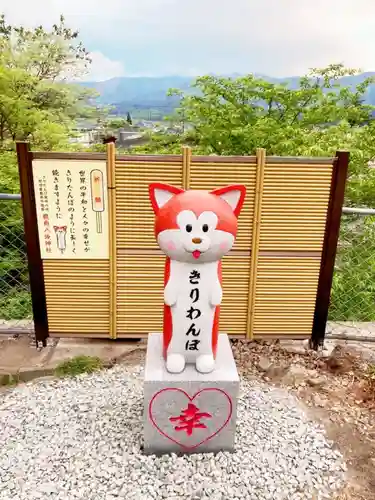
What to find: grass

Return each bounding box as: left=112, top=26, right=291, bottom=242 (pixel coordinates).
left=0, top=373, right=19, bottom=386
left=0, top=289, right=32, bottom=320
left=54, top=355, right=103, bottom=378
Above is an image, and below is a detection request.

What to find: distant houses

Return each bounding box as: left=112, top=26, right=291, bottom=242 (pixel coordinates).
left=70, top=117, right=186, bottom=148
left=117, top=130, right=147, bottom=147
left=69, top=128, right=96, bottom=145
left=70, top=124, right=146, bottom=148
left=137, top=120, right=155, bottom=129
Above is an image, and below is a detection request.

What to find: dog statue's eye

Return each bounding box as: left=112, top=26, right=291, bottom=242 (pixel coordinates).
left=186, top=224, right=192, bottom=233
left=202, top=224, right=209, bottom=232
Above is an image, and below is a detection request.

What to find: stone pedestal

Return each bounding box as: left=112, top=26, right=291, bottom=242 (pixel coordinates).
left=143, top=333, right=239, bottom=455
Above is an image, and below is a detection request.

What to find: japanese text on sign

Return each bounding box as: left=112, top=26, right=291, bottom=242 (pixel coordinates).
left=32, top=160, right=109, bottom=259
left=38, top=176, right=52, bottom=255
left=79, top=169, right=91, bottom=254
left=66, top=169, right=76, bottom=255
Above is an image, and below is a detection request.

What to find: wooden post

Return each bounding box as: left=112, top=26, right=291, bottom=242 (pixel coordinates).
left=16, top=142, right=49, bottom=347
left=311, top=151, right=350, bottom=349
left=182, top=146, right=192, bottom=190
left=246, top=148, right=266, bottom=339
left=106, top=141, right=117, bottom=339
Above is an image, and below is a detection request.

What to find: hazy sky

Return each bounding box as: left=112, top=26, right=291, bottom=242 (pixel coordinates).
left=1, top=0, right=375, bottom=81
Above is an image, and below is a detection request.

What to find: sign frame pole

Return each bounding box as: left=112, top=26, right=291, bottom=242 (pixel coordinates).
left=16, top=141, right=49, bottom=347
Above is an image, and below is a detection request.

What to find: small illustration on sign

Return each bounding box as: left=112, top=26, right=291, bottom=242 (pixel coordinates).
left=90, top=169, right=105, bottom=234
left=169, top=403, right=212, bottom=436
left=53, top=225, right=67, bottom=254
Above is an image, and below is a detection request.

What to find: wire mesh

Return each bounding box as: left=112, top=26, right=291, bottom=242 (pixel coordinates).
left=329, top=212, right=375, bottom=324
left=0, top=196, right=374, bottom=335
left=0, top=198, right=33, bottom=332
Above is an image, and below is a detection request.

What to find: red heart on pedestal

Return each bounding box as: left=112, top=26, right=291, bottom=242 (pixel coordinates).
left=148, top=387, right=232, bottom=450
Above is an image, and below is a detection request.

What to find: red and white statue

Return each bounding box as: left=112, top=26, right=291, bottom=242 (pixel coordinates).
left=149, top=183, right=246, bottom=374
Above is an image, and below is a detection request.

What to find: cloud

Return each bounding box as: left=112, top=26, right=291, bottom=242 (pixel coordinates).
left=1, top=0, right=375, bottom=77
left=79, top=52, right=126, bottom=82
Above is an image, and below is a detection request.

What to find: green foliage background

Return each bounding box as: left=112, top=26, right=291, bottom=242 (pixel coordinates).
left=135, top=65, right=375, bottom=322
left=0, top=152, right=30, bottom=319
left=332, top=215, right=375, bottom=321
left=0, top=14, right=98, bottom=320
left=0, top=14, right=374, bottom=325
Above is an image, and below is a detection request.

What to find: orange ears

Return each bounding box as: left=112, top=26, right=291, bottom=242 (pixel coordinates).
left=210, top=185, right=246, bottom=218
left=149, top=182, right=246, bottom=217
left=149, top=183, right=185, bottom=214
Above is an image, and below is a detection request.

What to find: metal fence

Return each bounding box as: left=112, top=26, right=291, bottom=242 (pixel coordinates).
left=0, top=194, right=33, bottom=334
left=0, top=194, right=374, bottom=336
left=329, top=207, right=375, bottom=332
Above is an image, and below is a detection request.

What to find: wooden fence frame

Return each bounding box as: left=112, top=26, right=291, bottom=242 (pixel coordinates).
left=310, top=151, right=350, bottom=348
left=16, top=142, right=349, bottom=348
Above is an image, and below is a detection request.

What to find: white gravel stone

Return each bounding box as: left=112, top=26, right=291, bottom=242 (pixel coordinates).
left=0, top=365, right=346, bottom=500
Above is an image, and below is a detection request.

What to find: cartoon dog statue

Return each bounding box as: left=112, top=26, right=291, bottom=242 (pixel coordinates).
left=149, top=183, right=246, bottom=374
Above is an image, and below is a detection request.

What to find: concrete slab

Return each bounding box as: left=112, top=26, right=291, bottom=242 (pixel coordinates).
left=0, top=335, right=53, bottom=371
left=0, top=335, right=147, bottom=384
left=0, top=319, right=34, bottom=331
left=44, top=338, right=146, bottom=369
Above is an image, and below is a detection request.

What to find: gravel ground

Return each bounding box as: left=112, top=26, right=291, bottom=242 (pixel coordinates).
left=0, top=365, right=346, bottom=500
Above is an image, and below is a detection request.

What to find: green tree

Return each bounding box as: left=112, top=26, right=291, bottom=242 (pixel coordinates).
left=0, top=14, right=99, bottom=320
left=172, top=65, right=372, bottom=154
left=168, top=64, right=375, bottom=206
left=0, top=14, right=90, bottom=80
left=131, top=131, right=184, bottom=154
left=107, top=118, right=127, bottom=130
left=0, top=14, right=96, bottom=150
left=167, top=64, right=375, bottom=321
left=126, top=112, right=133, bottom=125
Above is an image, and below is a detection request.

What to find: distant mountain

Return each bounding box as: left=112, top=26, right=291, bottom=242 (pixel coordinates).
left=82, top=75, right=192, bottom=107
left=80, top=72, right=375, bottom=116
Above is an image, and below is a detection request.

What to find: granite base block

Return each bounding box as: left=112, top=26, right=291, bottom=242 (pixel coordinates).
left=143, top=333, right=239, bottom=455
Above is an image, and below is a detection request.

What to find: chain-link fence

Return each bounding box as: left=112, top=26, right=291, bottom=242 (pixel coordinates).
left=0, top=194, right=374, bottom=335
left=0, top=194, right=33, bottom=333
left=329, top=208, right=375, bottom=327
